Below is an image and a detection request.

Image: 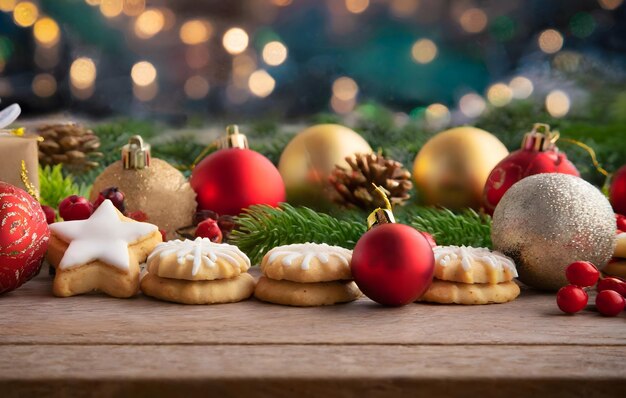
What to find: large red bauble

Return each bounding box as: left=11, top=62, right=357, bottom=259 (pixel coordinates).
left=351, top=223, right=434, bottom=306
left=483, top=144, right=578, bottom=215
left=190, top=148, right=286, bottom=215
left=610, top=165, right=626, bottom=216
left=0, top=182, right=50, bottom=294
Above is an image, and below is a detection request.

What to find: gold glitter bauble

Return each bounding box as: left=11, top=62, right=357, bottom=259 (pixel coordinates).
left=278, top=124, right=372, bottom=208
left=412, top=126, right=509, bottom=210
left=492, top=173, right=616, bottom=291
left=90, top=158, right=196, bottom=240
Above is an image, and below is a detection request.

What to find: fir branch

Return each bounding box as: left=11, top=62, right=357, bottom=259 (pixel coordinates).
left=39, top=165, right=91, bottom=207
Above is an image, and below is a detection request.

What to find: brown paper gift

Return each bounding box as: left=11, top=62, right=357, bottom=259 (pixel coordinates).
left=0, top=131, right=40, bottom=193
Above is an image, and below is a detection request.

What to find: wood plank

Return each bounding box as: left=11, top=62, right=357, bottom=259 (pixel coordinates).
left=1, top=345, right=624, bottom=398
left=1, top=272, right=624, bottom=346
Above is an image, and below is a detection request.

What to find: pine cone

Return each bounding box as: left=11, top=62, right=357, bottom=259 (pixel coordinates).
left=328, top=153, right=413, bottom=209
left=37, top=123, right=102, bottom=173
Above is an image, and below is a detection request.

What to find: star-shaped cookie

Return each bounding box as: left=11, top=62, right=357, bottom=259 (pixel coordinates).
left=47, top=199, right=162, bottom=297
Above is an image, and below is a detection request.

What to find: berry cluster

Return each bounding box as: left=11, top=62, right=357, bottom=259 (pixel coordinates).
left=193, top=210, right=236, bottom=243
left=556, top=261, right=626, bottom=317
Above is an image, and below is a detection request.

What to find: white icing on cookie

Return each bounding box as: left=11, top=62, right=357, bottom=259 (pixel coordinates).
left=49, top=200, right=158, bottom=271
left=433, top=245, right=518, bottom=277
left=148, top=237, right=251, bottom=275
left=266, top=243, right=352, bottom=270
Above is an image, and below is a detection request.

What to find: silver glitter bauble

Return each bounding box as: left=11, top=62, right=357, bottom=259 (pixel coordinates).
left=492, top=173, right=615, bottom=291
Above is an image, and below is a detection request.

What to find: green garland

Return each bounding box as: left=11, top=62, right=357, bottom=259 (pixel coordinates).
left=39, top=165, right=91, bottom=208
left=230, top=204, right=492, bottom=264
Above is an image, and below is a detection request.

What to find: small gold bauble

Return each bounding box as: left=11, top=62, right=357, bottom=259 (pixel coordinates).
left=278, top=124, right=372, bottom=208
left=412, top=126, right=509, bottom=210
left=90, top=158, right=196, bottom=240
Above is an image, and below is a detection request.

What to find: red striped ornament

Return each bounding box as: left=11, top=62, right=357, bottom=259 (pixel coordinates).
left=0, top=182, right=50, bottom=294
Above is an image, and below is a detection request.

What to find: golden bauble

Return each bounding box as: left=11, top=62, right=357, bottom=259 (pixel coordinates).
left=412, top=126, right=509, bottom=210
left=90, top=158, right=196, bottom=240
left=278, top=124, right=372, bottom=208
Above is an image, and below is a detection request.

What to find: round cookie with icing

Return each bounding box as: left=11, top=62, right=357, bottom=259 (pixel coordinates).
left=433, top=245, right=518, bottom=284
left=147, top=238, right=250, bottom=281
left=260, top=243, right=353, bottom=283
left=255, top=277, right=361, bottom=307
left=615, top=232, right=626, bottom=259
left=419, top=279, right=521, bottom=305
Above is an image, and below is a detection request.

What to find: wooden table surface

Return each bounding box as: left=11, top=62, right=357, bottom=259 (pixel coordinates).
left=1, top=268, right=624, bottom=398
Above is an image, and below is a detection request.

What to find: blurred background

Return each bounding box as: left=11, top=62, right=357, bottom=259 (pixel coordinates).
left=0, top=0, right=625, bottom=125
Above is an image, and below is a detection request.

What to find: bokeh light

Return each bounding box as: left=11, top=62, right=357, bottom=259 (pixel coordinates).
left=233, top=53, right=257, bottom=87
left=248, top=69, right=275, bottom=97
left=133, top=81, right=158, bottom=101
left=179, top=19, right=212, bottom=45
left=185, top=45, right=210, bottom=69
left=70, top=57, right=97, bottom=90
left=85, top=0, right=101, bottom=6
left=538, top=29, right=564, bottom=54
left=184, top=75, right=210, bottom=99
left=13, top=1, right=38, bottom=27
left=134, top=9, right=165, bottom=39
left=545, top=90, right=570, bottom=117
left=33, top=17, right=60, bottom=48
left=100, top=0, right=124, bottom=19
left=332, top=77, right=358, bottom=101
left=32, top=73, right=56, bottom=98
left=486, top=83, right=513, bottom=107
left=411, top=39, right=437, bottom=64
left=459, top=8, right=488, bottom=33
left=425, top=103, right=451, bottom=127
left=272, top=0, right=293, bottom=6
left=598, top=0, right=623, bottom=10
left=390, top=0, right=419, bottom=17
left=345, top=0, right=369, bottom=14
left=123, top=0, right=145, bottom=17
left=570, top=12, right=596, bottom=38
left=331, top=95, right=356, bottom=114
left=509, top=76, right=534, bottom=99
left=223, top=27, right=249, bottom=55
left=459, top=93, right=486, bottom=118
left=262, top=41, right=288, bottom=66
left=131, top=61, right=157, bottom=86
left=0, top=0, right=16, bottom=13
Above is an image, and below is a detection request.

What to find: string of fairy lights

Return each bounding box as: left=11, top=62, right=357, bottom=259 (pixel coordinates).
left=0, top=0, right=624, bottom=122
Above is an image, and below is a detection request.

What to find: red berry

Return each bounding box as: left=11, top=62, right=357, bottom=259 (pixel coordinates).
left=126, top=210, right=148, bottom=222
left=597, top=277, right=626, bottom=297
left=195, top=219, right=223, bottom=243
left=595, top=290, right=625, bottom=317
left=94, top=187, right=125, bottom=213
left=420, top=231, right=437, bottom=248
left=556, top=285, right=588, bottom=314
left=194, top=209, right=219, bottom=226
left=41, top=204, right=56, bottom=224
left=616, top=214, right=626, bottom=232
left=565, top=261, right=600, bottom=287
left=58, top=195, right=94, bottom=221
left=159, top=229, right=167, bottom=242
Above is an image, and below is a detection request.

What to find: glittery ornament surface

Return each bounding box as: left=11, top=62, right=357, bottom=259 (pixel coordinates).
left=90, top=159, right=196, bottom=240
left=492, top=173, right=615, bottom=291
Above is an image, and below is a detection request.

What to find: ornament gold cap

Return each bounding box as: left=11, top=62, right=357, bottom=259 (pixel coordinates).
left=366, top=185, right=396, bottom=229
left=217, top=124, right=249, bottom=149
left=122, top=135, right=151, bottom=169
left=522, top=123, right=559, bottom=152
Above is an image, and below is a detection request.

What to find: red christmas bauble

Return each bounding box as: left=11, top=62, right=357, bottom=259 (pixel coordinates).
left=610, top=165, right=626, bottom=216
left=190, top=148, right=286, bottom=215
left=351, top=223, right=435, bottom=306
left=0, top=182, right=50, bottom=294
left=483, top=125, right=579, bottom=215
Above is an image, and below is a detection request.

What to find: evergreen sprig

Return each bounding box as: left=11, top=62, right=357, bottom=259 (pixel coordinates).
left=39, top=165, right=91, bottom=207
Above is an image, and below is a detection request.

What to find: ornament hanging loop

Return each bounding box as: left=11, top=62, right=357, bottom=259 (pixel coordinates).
left=366, top=184, right=396, bottom=229
left=122, top=135, right=151, bottom=170
left=523, top=123, right=559, bottom=152
left=218, top=124, right=249, bottom=149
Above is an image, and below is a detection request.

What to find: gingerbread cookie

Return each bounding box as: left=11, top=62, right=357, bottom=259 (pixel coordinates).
left=141, top=238, right=255, bottom=304
left=254, top=243, right=361, bottom=306
left=47, top=199, right=162, bottom=298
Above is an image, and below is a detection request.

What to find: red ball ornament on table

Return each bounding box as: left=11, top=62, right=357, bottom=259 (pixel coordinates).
left=0, top=182, right=50, bottom=294
left=190, top=125, right=286, bottom=216
left=610, top=165, right=626, bottom=216
left=483, top=123, right=579, bottom=215
left=351, top=189, right=435, bottom=306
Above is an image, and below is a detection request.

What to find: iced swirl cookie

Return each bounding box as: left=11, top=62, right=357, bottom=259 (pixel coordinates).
left=603, top=233, right=626, bottom=279
left=254, top=243, right=361, bottom=306
left=418, top=245, right=520, bottom=305
left=141, top=238, right=255, bottom=304
left=46, top=199, right=162, bottom=298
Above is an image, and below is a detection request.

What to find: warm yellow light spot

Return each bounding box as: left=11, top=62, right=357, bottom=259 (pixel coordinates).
left=0, top=0, right=16, bottom=13
left=179, top=19, right=212, bottom=45
left=331, top=95, right=356, bottom=114
left=459, top=93, right=486, bottom=118
left=223, top=27, right=249, bottom=55
left=100, top=0, right=123, bottom=18
left=32, top=73, right=56, bottom=98
left=508, top=76, right=534, bottom=99
left=123, top=0, right=144, bottom=16
left=13, top=1, right=38, bottom=27
left=85, top=0, right=101, bottom=6
left=70, top=57, right=97, bottom=90
left=232, top=53, right=257, bottom=88
left=272, top=0, right=292, bottom=6
left=248, top=69, right=275, bottom=97
left=184, top=75, right=210, bottom=99
left=160, top=7, right=176, bottom=31
left=545, top=90, right=570, bottom=118
left=538, top=29, right=563, bottom=54
left=185, top=45, right=210, bottom=69
left=131, top=61, right=157, bottom=86
left=459, top=8, right=488, bottom=33
left=134, top=9, right=164, bottom=39
left=332, top=77, right=358, bottom=101
left=345, top=0, right=369, bottom=14
left=390, top=0, right=419, bottom=17
left=487, top=83, right=513, bottom=107
left=262, top=41, right=288, bottom=66
left=133, top=81, right=157, bottom=101
left=425, top=103, right=450, bottom=127
left=411, top=39, right=437, bottom=64
left=598, top=0, right=623, bottom=10
left=33, top=17, right=60, bottom=47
